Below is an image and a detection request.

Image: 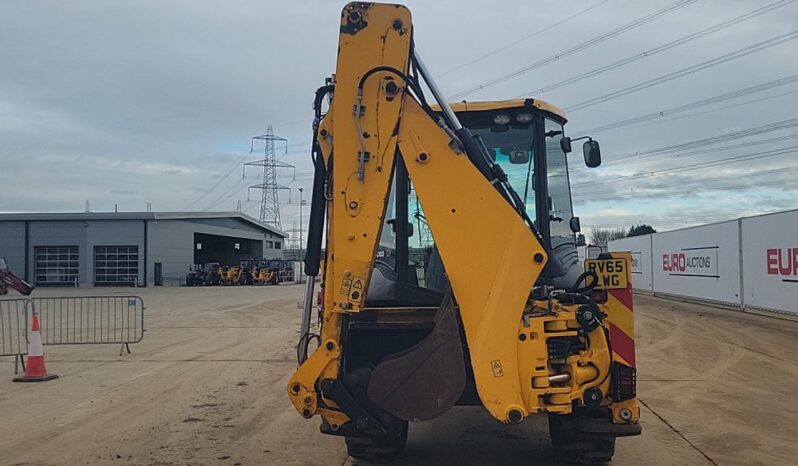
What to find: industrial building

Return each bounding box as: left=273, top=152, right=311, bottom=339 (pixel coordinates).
left=0, top=211, right=287, bottom=287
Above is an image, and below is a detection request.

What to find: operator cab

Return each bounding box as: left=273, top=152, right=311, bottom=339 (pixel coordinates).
left=365, top=98, right=601, bottom=307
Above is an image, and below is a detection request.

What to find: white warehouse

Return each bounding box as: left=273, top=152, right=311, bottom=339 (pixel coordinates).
left=0, top=211, right=287, bottom=287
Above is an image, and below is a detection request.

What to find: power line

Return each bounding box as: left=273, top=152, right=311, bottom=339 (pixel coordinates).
left=521, top=0, right=797, bottom=97
left=437, top=0, right=612, bottom=78
left=617, top=117, right=798, bottom=158
left=584, top=88, right=798, bottom=138
left=203, top=176, right=251, bottom=211
left=203, top=178, right=245, bottom=210
left=581, top=207, right=788, bottom=228
left=265, top=73, right=798, bottom=159
left=573, top=130, right=798, bottom=174
left=181, top=152, right=250, bottom=211
left=574, top=117, right=798, bottom=172
left=564, top=29, right=798, bottom=112
left=581, top=204, right=796, bottom=231
left=449, top=0, right=698, bottom=99
left=571, top=145, right=798, bottom=188
left=576, top=179, right=798, bottom=203
left=574, top=73, right=798, bottom=134
left=573, top=150, right=798, bottom=196
left=574, top=165, right=798, bottom=198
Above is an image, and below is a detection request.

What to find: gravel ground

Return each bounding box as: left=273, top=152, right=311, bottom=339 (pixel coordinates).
left=1, top=286, right=796, bottom=466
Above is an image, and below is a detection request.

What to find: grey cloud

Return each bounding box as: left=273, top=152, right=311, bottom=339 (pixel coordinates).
left=1, top=0, right=797, bottom=235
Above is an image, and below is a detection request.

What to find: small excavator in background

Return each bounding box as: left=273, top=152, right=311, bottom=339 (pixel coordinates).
left=219, top=260, right=255, bottom=286
left=288, top=3, right=640, bottom=463
left=0, top=258, right=33, bottom=296
left=252, top=259, right=279, bottom=285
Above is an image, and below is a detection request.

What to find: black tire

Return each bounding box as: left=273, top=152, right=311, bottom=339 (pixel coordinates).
left=345, top=422, right=408, bottom=463
left=549, top=414, right=615, bottom=464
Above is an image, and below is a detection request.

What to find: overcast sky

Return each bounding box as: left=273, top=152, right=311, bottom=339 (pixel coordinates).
left=2, top=0, right=797, bottom=240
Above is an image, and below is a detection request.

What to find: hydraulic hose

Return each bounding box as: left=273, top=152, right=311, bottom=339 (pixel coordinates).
left=303, top=85, right=333, bottom=277
left=298, top=84, right=333, bottom=364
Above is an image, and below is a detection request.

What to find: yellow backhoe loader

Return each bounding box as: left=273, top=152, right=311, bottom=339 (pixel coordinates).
left=288, top=3, right=640, bottom=462
left=252, top=260, right=278, bottom=285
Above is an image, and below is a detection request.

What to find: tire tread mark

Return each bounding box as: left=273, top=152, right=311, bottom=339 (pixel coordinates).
left=639, top=398, right=718, bottom=465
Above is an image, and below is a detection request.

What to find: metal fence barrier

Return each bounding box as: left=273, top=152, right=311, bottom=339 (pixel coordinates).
left=0, top=296, right=145, bottom=374
left=0, top=299, right=29, bottom=373
left=277, top=269, right=296, bottom=284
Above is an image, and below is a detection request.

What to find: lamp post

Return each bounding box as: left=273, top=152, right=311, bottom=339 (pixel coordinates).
left=298, top=187, right=304, bottom=284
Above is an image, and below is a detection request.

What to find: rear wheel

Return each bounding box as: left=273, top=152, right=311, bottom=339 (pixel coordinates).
left=345, top=421, right=408, bottom=463
left=549, top=413, right=615, bottom=464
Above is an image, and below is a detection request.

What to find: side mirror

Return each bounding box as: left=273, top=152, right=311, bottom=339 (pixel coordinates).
left=587, top=245, right=603, bottom=259
left=387, top=218, right=415, bottom=238
left=508, top=149, right=529, bottom=164
left=560, top=137, right=572, bottom=154
left=569, top=216, right=581, bottom=233
left=583, top=140, right=601, bottom=168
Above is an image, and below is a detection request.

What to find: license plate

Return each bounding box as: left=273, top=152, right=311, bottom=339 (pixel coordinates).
left=585, top=258, right=628, bottom=289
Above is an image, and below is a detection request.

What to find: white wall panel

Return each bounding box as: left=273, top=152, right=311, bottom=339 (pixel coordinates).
left=741, top=210, right=798, bottom=315
left=652, top=221, right=741, bottom=305
left=609, top=235, right=653, bottom=292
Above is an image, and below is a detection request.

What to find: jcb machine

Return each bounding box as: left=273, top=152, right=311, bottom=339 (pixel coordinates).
left=288, top=3, right=640, bottom=462
left=252, top=260, right=278, bottom=285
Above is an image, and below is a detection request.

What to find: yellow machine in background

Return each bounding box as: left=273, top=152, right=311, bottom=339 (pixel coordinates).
left=288, top=3, right=640, bottom=462
left=252, top=260, right=278, bottom=285
left=219, top=261, right=253, bottom=286
left=218, top=266, right=235, bottom=286
left=252, top=267, right=275, bottom=285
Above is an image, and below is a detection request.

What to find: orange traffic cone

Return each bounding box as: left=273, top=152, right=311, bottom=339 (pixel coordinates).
left=13, top=312, right=58, bottom=382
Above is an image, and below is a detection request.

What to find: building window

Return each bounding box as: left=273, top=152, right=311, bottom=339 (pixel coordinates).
left=95, top=246, right=139, bottom=285
left=275, top=241, right=282, bottom=249
left=265, top=240, right=274, bottom=248
left=34, top=246, right=79, bottom=285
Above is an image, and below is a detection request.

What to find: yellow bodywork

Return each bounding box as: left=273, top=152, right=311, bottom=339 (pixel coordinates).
left=398, top=96, right=547, bottom=420
left=219, top=266, right=238, bottom=286
left=433, top=98, right=567, bottom=122
left=287, top=1, right=638, bottom=432
left=252, top=267, right=276, bottom=285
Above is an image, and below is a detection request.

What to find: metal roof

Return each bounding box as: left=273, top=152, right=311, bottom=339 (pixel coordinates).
left=431, top=98, right=567, bottom=121
left=0, top=211, right=288, bottom=237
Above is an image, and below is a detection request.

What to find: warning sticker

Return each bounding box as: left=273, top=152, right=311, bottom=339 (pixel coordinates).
left=340, top=278, right=352, bottom=296
left=491, top=360, right=504, bottom=378
left=348, top=277, right=366, bottom=301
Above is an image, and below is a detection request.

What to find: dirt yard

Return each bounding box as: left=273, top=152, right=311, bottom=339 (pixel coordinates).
left=1, top=286, right=796, bottom=466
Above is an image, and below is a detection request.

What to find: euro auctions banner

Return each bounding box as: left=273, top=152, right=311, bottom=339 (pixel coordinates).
left=661, top=246, right=718, bottom=278
left=741, top=210, right=798, bottom=315
left=651, top=220, right=741, bottom=305
left=609, top=235, right=653, bottom=292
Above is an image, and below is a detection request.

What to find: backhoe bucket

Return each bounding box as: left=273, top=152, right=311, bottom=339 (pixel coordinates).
left=366, top=291, right=466, bottom=422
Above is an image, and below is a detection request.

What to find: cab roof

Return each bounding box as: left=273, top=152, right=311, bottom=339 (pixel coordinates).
left=432, top=98, right=567, bottom=122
